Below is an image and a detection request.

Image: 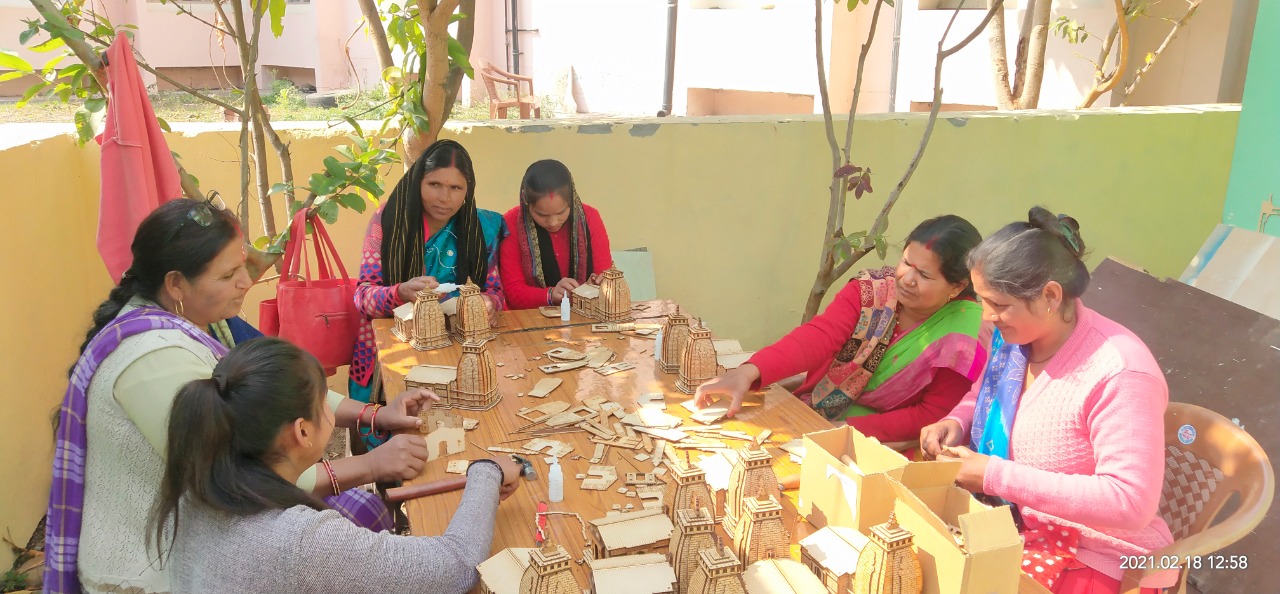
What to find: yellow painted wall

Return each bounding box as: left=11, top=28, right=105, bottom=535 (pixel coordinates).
left=0, top=105, right=1238, bottom=565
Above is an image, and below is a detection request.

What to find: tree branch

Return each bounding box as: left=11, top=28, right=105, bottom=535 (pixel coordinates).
left=985, top=0, right=1015, bottom=109
left=814, top=0, right=839, bottom=174
left=166, top=0, right=239, bottom=40
left=1014, top=0, right=1052, bottom=108
left=841, top=0, right=886, bottom=163
left=1011, top=0, right=1035, bottom=99
left=1120, top=0, right=1202, bottom=104
left=1078, top=0, right=1129, bottom=108
left=357, top=0, right=395, bottom=81
left=27, top=0, right=105, bottom=88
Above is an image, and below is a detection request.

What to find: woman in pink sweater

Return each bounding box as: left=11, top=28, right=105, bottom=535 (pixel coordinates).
left=920, top=207, right=1173, bottom=594
left=499, top=159, right=613, bottom=309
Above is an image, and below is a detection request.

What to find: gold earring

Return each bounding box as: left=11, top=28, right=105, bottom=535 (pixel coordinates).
left=176, top=299, right=185, bottom=317
left=306, top=440, right=314, bottom=448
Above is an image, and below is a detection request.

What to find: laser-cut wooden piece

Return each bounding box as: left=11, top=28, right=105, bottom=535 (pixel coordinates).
left=581, top=465, right=618, bottom=491
left=595, top=361, right=636, bottom=376
left=545, top=347, right=587, bottom=361
left=517, top=401, right=572, bottom=423
left=539, top=360, right=588, bottom=374
left=527, top=378, right=563, bottom=398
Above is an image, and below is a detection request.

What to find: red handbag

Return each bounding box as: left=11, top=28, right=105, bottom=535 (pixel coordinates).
left=259, top=210, right=358, bottom=375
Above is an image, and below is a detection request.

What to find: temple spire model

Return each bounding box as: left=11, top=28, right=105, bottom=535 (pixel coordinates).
left=658, top=307, right=692, bottom=373
left=676, top=321, right=719, bottom=394
left=852, top=512, right=923, bottom=594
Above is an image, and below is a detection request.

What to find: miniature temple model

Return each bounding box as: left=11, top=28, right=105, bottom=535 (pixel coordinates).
left=670, top=505, right=717, bottom=594
left=686, top=546, right=747, bottom=594
left=477, top=548, right=535, bottom=594
left=742, top=558, right=826, bottom=594
left=570, top=265, right=634, bottom=323
left=518, top=543, right=581, bottom=594
left=658, top=308, right=692, bottom=373
left=588, top=508, right=674, bottom=559
left=446, top=280, right=496, bottom=343
left=731, top=495, right=789, bottom=567
left=666, top=452, right=715, bottom=523
left=411, top=288, right=449, bottom=350
left=723, top=443, right=780, bottom=538
left=418, top=408, right=465, bottom=461
left=403, top=340, right=501, bottom=411
left=676, top=322, right=720, bottom=394
left=799, top=526, right=869, bottom=594
left=853, top=512, right=922, bottom=594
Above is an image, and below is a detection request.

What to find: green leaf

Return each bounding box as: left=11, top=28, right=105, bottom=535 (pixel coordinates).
left=16, top=81, right=46, bottom=107
left=323, top=156, right=346, bottom=177
left=874, top=235, right=888, bottom=261
left=74, top=108, right=94, bottom=145
left=336, top=192, right=366, bottom=213
left=307, top=172, right=334, bottom=196
left=269, top=182, right=291, bottom=196
left=19, top=23, right=40, bottom=45
left=156, top=116, right=172, bottom=133
left=41, top=53, right=67, bottom=77
left=835, top=238, right=852, bottom=263
left=351, top=175, right=382, bottom=197
left=30, top=37, right=65, bottom=53
left=268, top=0, right=287, bottom=37
left=0, top=50, right=35, bottom=74
left=446, top=36, right=473, bottom=77
left=883, top=0, right=893, bottom=5
left=84, top=96, right=106, bottom=112
left=0, top=71, right=27, bottom=83
left=845, top=231, right=868, bottom=247
left=343, top=115, right=363, bottom=136
left=335, top=145, right=356, bottom=161
left=253, top=235, right=272, bottom=251
left=317, top=199, right=339, bottom=225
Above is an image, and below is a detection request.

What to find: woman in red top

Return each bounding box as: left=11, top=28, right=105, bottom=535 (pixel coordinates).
left=695, top=215, right=989, bottom=445
left=499, top=159, right=613, bottom=309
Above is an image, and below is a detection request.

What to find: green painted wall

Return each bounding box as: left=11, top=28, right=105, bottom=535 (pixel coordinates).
left=1224, top=0, right=1280, bottom=235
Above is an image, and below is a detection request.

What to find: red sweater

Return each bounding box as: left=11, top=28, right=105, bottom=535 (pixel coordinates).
left=747, top=279, right=974, bottom=442
left=499, top=204, right=613, bottom=310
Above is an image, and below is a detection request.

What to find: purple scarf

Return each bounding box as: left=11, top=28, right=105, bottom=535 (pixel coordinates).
left=45, top=306, right=227, bottom=594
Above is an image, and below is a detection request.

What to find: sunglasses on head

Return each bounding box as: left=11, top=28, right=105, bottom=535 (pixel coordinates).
left=165, top=192, right=228, bottom=244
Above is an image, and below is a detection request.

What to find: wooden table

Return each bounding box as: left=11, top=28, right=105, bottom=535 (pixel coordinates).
left=375, top=300, right=1044, bottom=593
left=373, top=300, right=833, bottom=585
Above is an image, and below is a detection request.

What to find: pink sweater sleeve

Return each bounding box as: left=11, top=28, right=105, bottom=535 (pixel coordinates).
left=983, top=370, right=1169, bottom=531
left=748, top=280, right=862, bottom=389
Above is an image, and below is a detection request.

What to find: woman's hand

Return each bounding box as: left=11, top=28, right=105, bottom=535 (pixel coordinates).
left=378, top=389, right=440, bottom=432
left=396, top=276, right=440, bottom=302
left=694, top=364, right=760, bottom=418
left=937, top=445, right=990, bottom=493
left=550, top=277, right=580, bottom=303
left=489, top=455, right=524, bottom=501
left=363, top=433, right=429, bottom=482
left=919, top=419, right=965, bottom=461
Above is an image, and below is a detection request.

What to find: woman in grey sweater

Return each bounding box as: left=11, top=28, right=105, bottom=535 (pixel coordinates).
left=150, top=338, right=522, bottom=594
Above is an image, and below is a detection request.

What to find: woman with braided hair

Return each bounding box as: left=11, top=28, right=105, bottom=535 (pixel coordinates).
left=350, top=140, right=506, bottom=425
left=499, top=159, right=613, bottom=309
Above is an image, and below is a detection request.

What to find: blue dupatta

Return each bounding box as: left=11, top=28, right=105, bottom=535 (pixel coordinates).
left=969, top=328, right=1027, bottom=460
left=422, top=210, right=504, bottom=298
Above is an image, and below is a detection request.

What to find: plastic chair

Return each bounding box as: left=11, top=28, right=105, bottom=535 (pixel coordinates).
left=1258, top=194, right=1279, bottom=232
left=476, top=59, right=541, bottom=120
left=1120, top=402, right=1275, bottom=593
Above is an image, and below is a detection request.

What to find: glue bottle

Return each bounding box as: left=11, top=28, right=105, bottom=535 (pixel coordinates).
left=560, top=292, right=571, bottom=321
left=547, top=459, right=564, bottom=503
left=654, top=328, right=663, bottom=361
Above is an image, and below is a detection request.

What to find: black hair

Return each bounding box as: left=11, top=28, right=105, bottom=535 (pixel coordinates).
left=77, top=198, right=240, bottom=360
left=520, top=159, right=573, bottom=205
left=967, top=206, right=1090, bottom=301
left=905, top=214, right=983, bottom=299
left=518, top=159, right=593, bottom=285
left=149, top=337, right=329, bottom=560
left=380, top=139, right=488, bottom=287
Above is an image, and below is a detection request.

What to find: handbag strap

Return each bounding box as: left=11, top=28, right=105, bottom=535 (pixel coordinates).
left=280, top=210, right=308, bottom=282
left=280, top=208, right=352, bottom=284
left=309, top=215, right=352, bottom=282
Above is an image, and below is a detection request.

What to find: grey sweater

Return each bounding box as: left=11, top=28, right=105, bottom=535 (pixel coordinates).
left=168, top=463, right=503, bottom=594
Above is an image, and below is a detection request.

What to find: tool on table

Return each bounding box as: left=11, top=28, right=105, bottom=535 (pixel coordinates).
left=387, top=454, right=536, bottom=503
left=534, top=501, right=549, bottom=545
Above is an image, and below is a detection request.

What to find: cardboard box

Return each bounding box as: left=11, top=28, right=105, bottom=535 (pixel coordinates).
left=889, top=480, right=1024, bottom=594
left=798, top=426, right=917, bottom=532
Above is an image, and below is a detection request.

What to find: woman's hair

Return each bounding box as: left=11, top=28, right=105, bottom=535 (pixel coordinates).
left=78, top=198, right=240, bottom=358
left=381, top=139, right=487, bottom=287
left=520, top=159, right=573, bottom=205
left=905, top=214, right=983, bottom=299
left=149, top=337, right=328, bottom=559
left=967, top=206, right=1090, bottom=301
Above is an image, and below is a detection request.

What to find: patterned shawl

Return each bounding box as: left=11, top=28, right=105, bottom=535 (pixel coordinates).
left=44, top=306, right=227, bottom=594
left=808, top=267, right=985, bottom=421
left=514, top=182, right=592, bottom=288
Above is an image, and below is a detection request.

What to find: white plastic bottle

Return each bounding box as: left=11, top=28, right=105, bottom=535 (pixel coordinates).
left=560, top=292, right=571, bottom=321
left=547, top=459, right=564, bottom=503
left=654, top=328, right=663, bottom=361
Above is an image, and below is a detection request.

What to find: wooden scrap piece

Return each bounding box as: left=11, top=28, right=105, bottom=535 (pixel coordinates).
left=634, top=453, right=651, bottom=462
left=584, top=346, right=616, bottom=369
left=538, top=306, right=560, bottom=318
left=594, top=361, right=636, bottom=376
left=625, top=490, right=637, bottom=498
left=545, top=347, right=587, bottom=361
left=651, top=440, right=667, bottom=467
left=756, top=429, right=773, bottom=445
left=719, top=430, right=754, bottom=441
left=591, top=323, right=635, bottom=332
left=524, top=438, right=574, bottom=458
left=462, top=418, right=479, bottom=431
left=539, top=360, right=589, bottom=374
left=578, top=419, right=617, bottom=439
left=420, top=409, right=466, bottom=461
left=681, top=397, right=729, bottom=424
left=583, top=395, right=609, bottom=409
left=487, top=446, right=522, bottom=454
left=527, top=377, right=563, bottom=398
left=590, top=443, right=606, bottom=464
left=636, top=393, right=666, bottom=410
left=630, top=426, right=688, bottom=442
left=516, top=401, right=571, bottom=423
left=626, top=472, right=662, bottom=486
left=543, top=406, right=599, bottom=428
left=636, top=485, right=664, bottom=501
left=640, top=433, right=654, bottom=452
left=446, top=460, right=469, bottom=474
left=581, top=466, right=618, bottom=491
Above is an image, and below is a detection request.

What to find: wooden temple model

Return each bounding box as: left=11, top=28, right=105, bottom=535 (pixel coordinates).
left=799, top=526, right=869, bottom=594
left=477, top=547, right=536, bottom=594
left=446, top=280, right=496, bottom=344
left=686, top=546, right=747, bottom=594
left=570, top=264, right=633, bottom=323
left=658, top=308, right=692, bottom=373
left=731, top=494, right=789, bottom=567
left=853, top=512, right=922, bottom=594
left=518, top=543, right=581, bottom=594
left=666, top=451, right=715, bottom=523
left=588, top=552, right=677, bottom=594
left=722, top=443, right=780, bottom=538
left=403, top=339, right=500, bottom=411
left=676, top=322, right=720, bottom=394
left=588, top=508, right=674, bottom=559
left=670, top=503, right=717, bottom=594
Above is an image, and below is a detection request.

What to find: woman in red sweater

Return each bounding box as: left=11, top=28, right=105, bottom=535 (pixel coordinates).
left=499, top=159, right=613, bottom=309
left=694, top=215, right=988, bottom=445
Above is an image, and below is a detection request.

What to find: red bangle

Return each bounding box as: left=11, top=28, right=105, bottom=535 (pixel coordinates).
left=320, top=458, right=340, bottom=497
left=357, top=403, right=376, bottom=436
left=369, top=404, right=389, bottom=439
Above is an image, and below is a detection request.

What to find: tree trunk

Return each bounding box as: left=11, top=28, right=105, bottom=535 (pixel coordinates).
left=1014, top=0, right=1052, bottom=109
left=986, top=0, right=1016, bottom=110
left=357, top=0, right=395, bottom=83
left=987, top=0, right=1050, bottom=110
left=404, top=0, right=462, bottom=163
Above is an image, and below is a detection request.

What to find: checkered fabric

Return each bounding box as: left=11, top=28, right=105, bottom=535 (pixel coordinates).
left=1158, top=445, right=1224, bottom=540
